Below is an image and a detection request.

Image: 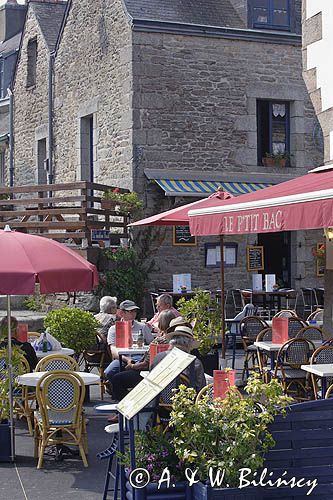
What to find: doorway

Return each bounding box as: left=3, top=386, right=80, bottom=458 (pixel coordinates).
left=258, top=231, right=291, bottom=287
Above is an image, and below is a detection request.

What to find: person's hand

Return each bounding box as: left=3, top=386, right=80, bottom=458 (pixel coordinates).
left=125, top=363, right=134, bottom=370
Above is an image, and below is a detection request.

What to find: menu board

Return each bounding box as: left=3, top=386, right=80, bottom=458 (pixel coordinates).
left=247, top=246, right=264, bottom=271
left=173, top=226, right=197, bottom=246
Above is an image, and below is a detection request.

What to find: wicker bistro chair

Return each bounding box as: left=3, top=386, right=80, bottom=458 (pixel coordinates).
left=82, top=346, right=112, bottom=400
left=274, top=338, right=315, bottom=399
left=296, top=326, right=324, bottom=342
left=255, top=327, right=272, bottom=382
left=35, top=354, right=80, bottom=372
left=13, top=354, right=36, bottom=435
left=27, top=332, right=41, bottom=343
left=307, top=309, right=324, bottom=322
left=34, top=370, right=87, bottom=469
left=310, top=346, right=333, bottom=400
left=273, top=310, right=297, bottom=318
left=240, top=316, right=268, bottom=379
left=156, top=374, right=190, bottom=433
left=288, top=316, right=306, bottom=338
left=195, top=383, right=214, bottom=404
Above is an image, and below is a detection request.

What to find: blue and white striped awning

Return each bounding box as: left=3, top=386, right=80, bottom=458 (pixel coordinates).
left=154, top=179, right=273, bottom=196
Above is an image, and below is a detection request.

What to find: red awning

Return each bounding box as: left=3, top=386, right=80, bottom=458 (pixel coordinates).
left=188, top=166, right=333, bottom=236
left=129, top=190, right=234, bottom=227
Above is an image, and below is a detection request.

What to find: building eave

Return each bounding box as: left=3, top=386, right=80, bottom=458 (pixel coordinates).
left=131, top=20, right=301, bottom=45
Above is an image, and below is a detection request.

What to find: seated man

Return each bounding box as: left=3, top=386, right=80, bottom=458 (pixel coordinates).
left=147, top=293, right=181, bottom=331
left=94, top=296, right=119, bottom=344
left=151, top=325, right=206, bottom=394
left=0, top=316, right=38, bottom=371
left=104, top=300, right=153, bottom=386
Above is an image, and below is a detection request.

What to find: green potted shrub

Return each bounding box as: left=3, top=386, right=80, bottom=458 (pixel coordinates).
left=101, top=188, right=143, bottom=219
left=262, top=152, right=289, bottom=167
left=170, top=375, right=292, bottom=499
left=177, top=290, right=221, bottom=374
left=44, top=307, right=100, bottom=354
left=0, top=345, right=25, bottom=462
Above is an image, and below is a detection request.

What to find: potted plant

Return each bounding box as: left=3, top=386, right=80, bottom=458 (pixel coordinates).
left=0, top=345, right=25, bottom=462
left=101, top=188, right=143, bottom=218
left=122, top=427, right=190, bottom=499
left=170, top=375, right=292, bottom=499
left=262, top=152, right=289, bottom=168
left=44, top=307, right=100, bottom=354
left=177, top=290, right=221, bottom=374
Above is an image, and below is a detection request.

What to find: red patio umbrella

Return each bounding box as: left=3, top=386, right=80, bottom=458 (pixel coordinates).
left=188, top=166, right=333, bottom=236
left=130, top=189, right=234, bottom=366
left=0, top=225, right=98, bottom=461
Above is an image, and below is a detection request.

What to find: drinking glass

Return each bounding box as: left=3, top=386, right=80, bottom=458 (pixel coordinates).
left=132, top=332, right=139, bottom=348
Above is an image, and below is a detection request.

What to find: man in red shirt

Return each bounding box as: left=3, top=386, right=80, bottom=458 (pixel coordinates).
left=147, top=294, right=180, bottom=331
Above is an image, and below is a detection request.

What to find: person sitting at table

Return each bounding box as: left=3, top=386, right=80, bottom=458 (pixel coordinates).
left=151, top=325, right=206, bottom=394
left=94, top=296, right=119, bottom=344
left=0, top=316, right=38, bottom=371
left=107, top=310, right=177, bottom=407
left=147, top=293, right=181, bottom=331
left=104, top=300, right=153, bottom=389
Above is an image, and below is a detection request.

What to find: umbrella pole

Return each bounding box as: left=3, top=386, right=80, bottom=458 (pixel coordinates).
left=220, top=235, right=226, bottom=369
left=7, top=294, right=15, bottom=462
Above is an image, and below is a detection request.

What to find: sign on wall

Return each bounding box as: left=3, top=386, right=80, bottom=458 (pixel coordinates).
left=172, top=226, right=196, bottom=246
left=247, top=246, right=264, bottom=272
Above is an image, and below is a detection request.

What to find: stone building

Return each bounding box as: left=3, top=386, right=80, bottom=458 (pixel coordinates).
left=11, top=0, right=324, bottom=293
left=0, top=0, right=26, bottom=185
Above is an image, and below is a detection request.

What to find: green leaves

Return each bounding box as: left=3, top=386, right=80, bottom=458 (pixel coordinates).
left=177, top=290, right=222, bottom=355
left=170, top=375, right=292, bottom=486
left=0, top=345, right=25, bottom=421
left=44, top=307, right=100, bottom=353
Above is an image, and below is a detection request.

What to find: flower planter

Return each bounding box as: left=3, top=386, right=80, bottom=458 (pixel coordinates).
left=100, top=199, right=118, bottom=210
left=262, top=157, right=275, bottom=168
left=0, top=421, right=12, bottom=462
left=125, top=478, right=190, bottom=499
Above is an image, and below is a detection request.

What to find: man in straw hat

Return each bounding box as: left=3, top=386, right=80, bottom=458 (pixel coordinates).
left=151, top=324, right=206, bottom=393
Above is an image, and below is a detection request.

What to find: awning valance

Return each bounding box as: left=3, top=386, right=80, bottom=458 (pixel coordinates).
left=154, top=179, right=273, bottom=197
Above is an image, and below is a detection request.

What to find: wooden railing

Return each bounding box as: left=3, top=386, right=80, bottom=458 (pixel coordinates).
left=0, top=182, right=129, bottom=245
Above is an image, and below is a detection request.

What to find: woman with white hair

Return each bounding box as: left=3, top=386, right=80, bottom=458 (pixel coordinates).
left=94, top=296, right=118, bottom=343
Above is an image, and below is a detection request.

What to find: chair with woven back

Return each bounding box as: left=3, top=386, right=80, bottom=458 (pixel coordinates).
left=156, top=373, right=190, bottom=433
left=296, top=326, right=324, bottom=342
left=274, top=338, right=315, bottom=399
left=195, top=383, right=214, bottom=404
left=35, top=353, right=80, bottom=372
left=27, top=332, right=41, bottom=344
left=306, top=309, right=324, bottom=322
left=310, top=346, right=333, bottom=400
left=240, top=316, right=268, bottom=379
left=255, top=327, right=272, bottom=382
left=82, top=333, right=112, bottom=400
left=287, top=316, right=306, bottom=338
left=12, top=354, right=35, bottom=435
left=273, top=310, right=297, bottom=318
left=34, top=370, right=87, bottom=469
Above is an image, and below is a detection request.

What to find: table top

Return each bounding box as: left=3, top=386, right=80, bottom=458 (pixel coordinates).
left=255, top=340, right=322, bottom=352
left=95, top=403, right=118, bottom=413
left=117, top=346, right=149, bottom=355
left=301, top=364, right=333, bottom=377
left=17, top=371, right=99, bottom=387
left=35, top=348, right=75, bottom=358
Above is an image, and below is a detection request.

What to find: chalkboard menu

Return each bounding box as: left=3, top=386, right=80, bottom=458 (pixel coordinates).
left=247, top=246, right=264, bottom=271
left=172, top=226, right=197, bottom=246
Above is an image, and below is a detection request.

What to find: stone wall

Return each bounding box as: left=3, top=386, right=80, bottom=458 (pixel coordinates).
left=53, top=0, right=133, bottom=189
left=12, top=7, right=50, bottom=186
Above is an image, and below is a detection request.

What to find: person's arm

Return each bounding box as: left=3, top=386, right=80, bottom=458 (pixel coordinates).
left=147, top=311, right=159, bottom=328
left=194, top=359, right=206, bottom=393
left=143, top=324, right=154, bottom=344
left=107, top=326, right=119, bottom=359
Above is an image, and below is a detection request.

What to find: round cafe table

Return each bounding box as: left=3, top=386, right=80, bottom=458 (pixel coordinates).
left=35, top=348, right=75, bottom=358
left=17, top=371, right=99, bottom=387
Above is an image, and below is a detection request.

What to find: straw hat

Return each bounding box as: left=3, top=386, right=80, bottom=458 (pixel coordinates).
left=166, top=316, right=192, bottom=333
left=166, top=325, right=199, bottom=348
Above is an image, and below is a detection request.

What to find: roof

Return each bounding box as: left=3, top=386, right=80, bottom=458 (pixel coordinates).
left=0, top=32, right=21, bottom=57
left=31, top=1, right=67, bottom=52
left=122, top=0, right=245, bottom=29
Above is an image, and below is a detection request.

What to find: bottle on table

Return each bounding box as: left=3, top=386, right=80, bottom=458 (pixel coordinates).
left=42, top=331, right=48, bottom=353
left=137, top=329, right=144, bottom=348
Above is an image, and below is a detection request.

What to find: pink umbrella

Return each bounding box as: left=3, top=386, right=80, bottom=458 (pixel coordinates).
left=0, top=225, right=98, bottom=461
left=129, top=189, right=235, bottom=365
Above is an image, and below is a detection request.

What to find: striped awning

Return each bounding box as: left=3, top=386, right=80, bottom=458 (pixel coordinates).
left=154, top=179, right=273, bottom=196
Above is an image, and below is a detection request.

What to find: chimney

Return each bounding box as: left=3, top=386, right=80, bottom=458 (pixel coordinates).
left=0, top=1, right=27, bottom=43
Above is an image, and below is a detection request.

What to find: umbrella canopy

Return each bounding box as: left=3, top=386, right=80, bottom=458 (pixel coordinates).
left=129, top=189, right=234, bottom=227
left=188, top=166, right=333, bottom=236
left=0, top=227, right=98, bottom=295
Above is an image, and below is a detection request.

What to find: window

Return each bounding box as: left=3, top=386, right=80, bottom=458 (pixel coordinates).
left=0, top=151, right=6, bottom=185
left=0, top=58, right=4, bottom=99
left=26, top=38, right=37, bottom=87
left=37, top=138, right=47, bottom=184
left=250, top=0, right=290, bottom=30
left=257, top=100, right=290, bottom=165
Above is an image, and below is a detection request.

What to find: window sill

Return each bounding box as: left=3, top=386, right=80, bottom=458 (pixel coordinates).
left=26, top=84, right=36, bottom=90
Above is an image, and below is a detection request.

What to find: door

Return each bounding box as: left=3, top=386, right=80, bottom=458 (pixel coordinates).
left=258, top=231, right=291, bottom=287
